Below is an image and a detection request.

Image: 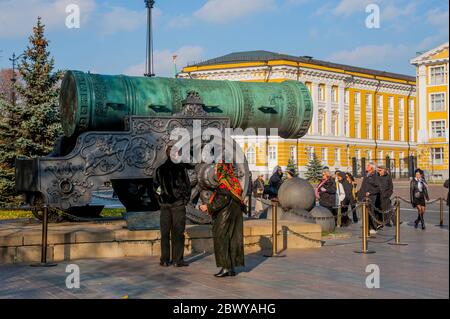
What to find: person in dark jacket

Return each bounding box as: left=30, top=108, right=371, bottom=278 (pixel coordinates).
left=357, top=162, right=380, bottom=233
left=199, top=163, right=245, bottom=277
left=377, top=165, right=394, bottom=226
left=410, top=168, right=429, bottom=230
left=154, top=144, right=191, bottom=267
left=346, top=172, right=358, bottom=223
left=315, top=168, right=337, bottom=215
left=338, top=171, right=352, bottom=226
left=444, top=179, right=449, bottom=207
left=268, top=166, right=283, bottom=199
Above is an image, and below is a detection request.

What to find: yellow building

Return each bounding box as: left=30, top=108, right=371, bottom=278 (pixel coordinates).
left=179, top=51, right=417, bottom=178
left=411, top=42, right=449, bottom=180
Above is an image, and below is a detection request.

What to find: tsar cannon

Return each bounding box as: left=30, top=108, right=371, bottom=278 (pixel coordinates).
left=15, top=71, right=313, bottom=224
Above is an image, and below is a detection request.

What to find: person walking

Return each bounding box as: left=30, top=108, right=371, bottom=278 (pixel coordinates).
left=252, top=175, right=265, bottom=217
left=268, top=166, right=283, bottom=199
left=346, top=172, right=358, bottom=223
left=199, top=163, right=245, bottom=277
left=377, top=165, right=394, bottom=226
left=357, top=162, right=380, bottom=234
left=315, top=168, right=337, bottom=216
left=410, top=168, right=429, bottom=230
left=154, top=144, right=191, bottom=267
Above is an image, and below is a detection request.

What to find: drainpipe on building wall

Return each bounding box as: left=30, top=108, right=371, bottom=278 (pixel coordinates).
left=373, top=79, right=381, bottom=158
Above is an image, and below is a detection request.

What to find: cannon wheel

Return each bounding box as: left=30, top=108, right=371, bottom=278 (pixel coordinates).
left=30, top=193, right=64, bottom=223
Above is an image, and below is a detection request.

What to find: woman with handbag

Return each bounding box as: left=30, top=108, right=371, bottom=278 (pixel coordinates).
left=199, top=163, right=245, bottom=277
left=410, top=168, right=429, bottom=230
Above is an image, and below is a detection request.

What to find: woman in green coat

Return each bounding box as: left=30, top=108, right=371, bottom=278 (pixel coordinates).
left=199, top=163, right=245, bottom=277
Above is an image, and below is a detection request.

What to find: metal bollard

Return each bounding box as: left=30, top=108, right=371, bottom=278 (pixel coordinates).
left=436, top=197, right=445, bottom=227
left=30, top=206, right=57, bottom=267
left=337, top=205, right=342, bottom=228
left=355, top=199, right=375, bottom=254
left=264, top=199, right=286, bottom=258
left=389, top=197, right=407, bottom=246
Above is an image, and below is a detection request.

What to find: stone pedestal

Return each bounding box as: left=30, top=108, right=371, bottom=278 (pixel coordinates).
left=124, top=211, right=160, bottom=230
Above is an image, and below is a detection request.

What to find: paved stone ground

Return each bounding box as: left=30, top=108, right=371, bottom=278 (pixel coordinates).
left=0, top=200, right=447, bottom=299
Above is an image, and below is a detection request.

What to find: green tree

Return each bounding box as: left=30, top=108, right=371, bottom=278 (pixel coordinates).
left=285, top=157, right=298, bottom=178
left=0, top=17, right=62, bottom=205
left=305, top=153, right=323, bottom=182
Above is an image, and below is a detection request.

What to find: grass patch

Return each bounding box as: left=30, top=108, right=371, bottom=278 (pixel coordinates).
left=0, top=207, right=127, bottom=220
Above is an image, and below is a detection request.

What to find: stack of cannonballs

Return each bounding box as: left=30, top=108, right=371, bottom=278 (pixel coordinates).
left=275, top=177, right=336, bottom=232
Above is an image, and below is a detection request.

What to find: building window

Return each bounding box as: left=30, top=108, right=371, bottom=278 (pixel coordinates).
left=430, top=93, right=446, bottom=112
left=431, top=147, right=444, bottom=165
left=377, top=124, right=383, bottom=140
left=344, top=119, right=349, bottom=137
left=430, top=66, right=447, bottom=85
left=366, top=122, right=372, bottom=139
left=377, top=151, right=383, bottom=160
left=354, top=121, right=360, bottom=138
left=365, top=94, right=372, bottom=114
left=388, top=125, right=393, bottom=140
left=431, top=120, right=446, bottom=138
left=268, top=145, right=277, bottom=161
left=344, top=90, right=349, bottom=104
left=334, top=148, right=340, bottom=164
left=409, top=99, right=414, bottom=116
left=398, top=126, right=404, bottom=141
left=388, top=96, right=394, bottom=112
left=355, top=149, right=360, bottom=160
left=318, top=115, right=325, bottom=136
left=289, top=145, right=297, bottom=161
left=377, top=95, right=383, bottom=114
left=331, top=86, right=338, bottom=103
left=365, top=150, right=372, bottom=161
left=307, top=147, right=315, bottom=161
left=354, top=92, right=360, bottom=105
left=318, top=85, right=325, bottom=101
left=321, top=148, right=328, bottom=165
left=246, top=146, right=256, bottom=164
left=409, top=124, right=414, bottom=141
left=399, top=98, right=404, bottom=114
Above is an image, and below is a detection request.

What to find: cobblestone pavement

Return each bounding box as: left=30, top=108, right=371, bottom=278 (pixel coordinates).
left=0, top=202, right=447, bottom=299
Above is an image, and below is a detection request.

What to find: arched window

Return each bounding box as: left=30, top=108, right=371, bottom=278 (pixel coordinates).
left=246, top=146, right=256, bottom=164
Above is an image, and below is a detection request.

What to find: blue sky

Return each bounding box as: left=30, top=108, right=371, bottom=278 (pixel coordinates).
left=0, top=0, right=448, bottom=77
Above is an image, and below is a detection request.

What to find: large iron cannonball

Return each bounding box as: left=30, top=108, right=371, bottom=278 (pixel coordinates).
left=310, top=206, right=335, bottom=232
left=278, top=177, right=316, bottom=212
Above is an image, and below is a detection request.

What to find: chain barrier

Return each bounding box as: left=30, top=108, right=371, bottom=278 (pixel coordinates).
left=275, top=227, right=325, bottom=245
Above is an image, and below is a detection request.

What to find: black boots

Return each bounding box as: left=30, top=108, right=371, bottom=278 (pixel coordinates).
left=214, top=268, right=236, bottom=277
left=420, top=214, right=426, bottom=230
left=353, top=211, right=358, bottom=223
left=414, top=213, right=420, bottom=229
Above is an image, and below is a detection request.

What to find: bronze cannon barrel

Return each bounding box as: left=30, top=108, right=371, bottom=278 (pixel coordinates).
left=60, top=70, right=313, bottom=139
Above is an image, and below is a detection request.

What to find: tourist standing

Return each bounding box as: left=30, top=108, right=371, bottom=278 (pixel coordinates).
left=377, top=165, right=394, bottom=226
left=154, top=144, right=192, bottom=267
left=316, top=168, right=337, bottom=216
left=337, top=172, right=351, bottom=226
left=357, top=162, right=380, bottom=234
left=268, top=166, right=283, bottom=199
left=199, top=163, right=245, bottom=277
left=253, top=175, right=265, bottom=216
left=286, top=168, right=296, bottom=179
left=346, top=172, right=358, bottom=223
left=410, top=168, right=429, bottom=230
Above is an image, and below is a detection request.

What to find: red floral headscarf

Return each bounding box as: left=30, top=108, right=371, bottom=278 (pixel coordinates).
left=209, top=163, right=243, bottom=203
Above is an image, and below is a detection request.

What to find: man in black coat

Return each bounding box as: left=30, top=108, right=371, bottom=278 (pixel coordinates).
left=357, top=162, right=380, bottom=233
left=154, top=144, right=191, bottom=267
left=377, top=165, right=394, bottom=226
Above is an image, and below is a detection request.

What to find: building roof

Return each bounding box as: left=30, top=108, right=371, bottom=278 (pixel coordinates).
left=185, top=50, right=416, bottom=82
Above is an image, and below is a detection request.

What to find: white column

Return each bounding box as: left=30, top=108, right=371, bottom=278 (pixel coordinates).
left=338, top=85, right=345, bottom=136
left=325, top=84, right=332, bottom=135
left=311, top=82, right=319, bottom=135
left=417, top=64, right=428, bottom=143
